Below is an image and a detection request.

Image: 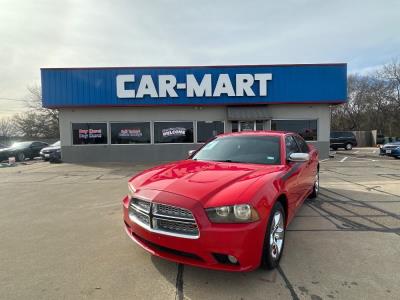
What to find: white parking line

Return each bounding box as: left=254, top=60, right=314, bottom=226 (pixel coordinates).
left=319, top=158, right=329, bottom=162
left=353, top=151, right=359, bottom=154
left=340, top=157, right=348, bottom=162
left=372, top=150, right=377, bottom=153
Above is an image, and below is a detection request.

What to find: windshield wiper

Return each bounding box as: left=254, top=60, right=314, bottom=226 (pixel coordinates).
left=215, top=159, right=242, bottom=163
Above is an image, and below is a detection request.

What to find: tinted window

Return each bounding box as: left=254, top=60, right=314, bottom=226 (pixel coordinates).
left=111, top=122, right=150, bottom=144
left=285, top=136, right=300, bottom=158
left=197, top=121, right=224, bottom=143
left=193, top=136, right=281, bottom=165
left=154, top=122, right=193, bottom=143
left=293, top=135, right=309, bottom=153
left=32, top=142, right=47, bottom=147
left=272, top=120, right=318, bottom=141
left=72, top=123, right=108, bottom=145
left=344, top=132, right=355, bottom=138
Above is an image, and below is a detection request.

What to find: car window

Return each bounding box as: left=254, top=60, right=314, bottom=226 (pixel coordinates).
left=192, top=136, right=281, bottom=165
left=331, top=132, right=338, bottom=138
left=285, top=135, right=300, bottom=159
left=12, top=142, right=32, bottom=149
left=293, top=135, right=309, bottom=153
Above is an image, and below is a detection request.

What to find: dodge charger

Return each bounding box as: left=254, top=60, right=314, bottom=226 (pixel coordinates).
left=122, top=131, right=319, bottom=271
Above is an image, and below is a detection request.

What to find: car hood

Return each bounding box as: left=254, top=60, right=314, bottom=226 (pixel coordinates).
left=130, top=159, right=284, bottom=206
left=383, top=142, right=400, bottom=147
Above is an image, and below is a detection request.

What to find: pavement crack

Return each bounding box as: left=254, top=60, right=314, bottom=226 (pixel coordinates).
left=175, top=263, right=184, bottom=300
left=277, top=265, right=299, bottom=300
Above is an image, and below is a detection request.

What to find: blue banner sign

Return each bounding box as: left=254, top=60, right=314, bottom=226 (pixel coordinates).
left=41, top=64, right=347, bottom=107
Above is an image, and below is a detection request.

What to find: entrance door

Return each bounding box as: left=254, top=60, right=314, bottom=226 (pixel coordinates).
left=239, top=121, right=255, bottom=131
left=238, top=121, right=264, bottom=131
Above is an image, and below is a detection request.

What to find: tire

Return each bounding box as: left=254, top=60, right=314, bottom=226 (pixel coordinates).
left=345, top=143, right=353, bottom=150
left=16, top=152, right=25, bottom=162
left=261, top=202, right=286, bottom=270
left=331, top=146, right=337, bottom=151
left=309, top=168, right=320, bottom=199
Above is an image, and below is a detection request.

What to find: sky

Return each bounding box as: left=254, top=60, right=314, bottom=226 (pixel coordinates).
left=0, top=0, right=399, bottom=118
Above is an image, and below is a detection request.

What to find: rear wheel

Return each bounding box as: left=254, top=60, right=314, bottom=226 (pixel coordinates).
left=345, top=143, right=353, bottom=150
left=261, top=202, right=285, bottom=270
left=16, top=152, right=25, bottom=162
left=309, top=169, right=320, bottom=199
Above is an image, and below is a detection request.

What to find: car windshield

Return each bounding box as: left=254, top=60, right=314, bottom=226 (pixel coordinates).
left=10, top=142, right=31, bottom=149
left=52, top=141, right=61, bottom=147
left=192, top=136, right=281, bottom=165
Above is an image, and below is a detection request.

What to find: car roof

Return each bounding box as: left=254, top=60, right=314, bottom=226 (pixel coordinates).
left=217, top=130, right=294, bottom=138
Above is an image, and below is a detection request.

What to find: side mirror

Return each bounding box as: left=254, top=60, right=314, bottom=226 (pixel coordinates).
left=288, top=153, right=310, bottom=162
left=188, top=150, right=196, bottom=157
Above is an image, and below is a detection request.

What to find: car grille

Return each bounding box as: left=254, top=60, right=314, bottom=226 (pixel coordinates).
left=129, top=197, right=199, bottom=239
left=153, top=203, right=194, bottom=220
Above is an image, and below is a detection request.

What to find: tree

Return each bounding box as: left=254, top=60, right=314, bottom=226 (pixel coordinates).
left=0, top=117, right=18, bottom=137
left=13, top=85, right=59, bottom=138
left=331, top=59, right=400, bottom=137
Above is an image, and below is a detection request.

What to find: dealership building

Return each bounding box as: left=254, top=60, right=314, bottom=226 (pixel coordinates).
left=41, top=63, right=347, bottom=162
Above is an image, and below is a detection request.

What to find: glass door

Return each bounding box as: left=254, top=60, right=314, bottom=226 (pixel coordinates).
left=239, top=121, right=255, bottom=131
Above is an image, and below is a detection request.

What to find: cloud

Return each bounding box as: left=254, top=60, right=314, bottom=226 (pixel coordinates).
left=1, top=0, right=399, bottom=117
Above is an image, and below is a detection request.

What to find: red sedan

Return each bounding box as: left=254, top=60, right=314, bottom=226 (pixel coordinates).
left=123, top=131, right=319, bottom=271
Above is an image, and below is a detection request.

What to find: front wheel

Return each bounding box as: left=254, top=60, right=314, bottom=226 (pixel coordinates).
left=261, top=202, right=285, bottom=270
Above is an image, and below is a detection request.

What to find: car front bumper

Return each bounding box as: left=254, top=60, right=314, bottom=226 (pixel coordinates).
left=379, top=148, right=400, bottom=157
left=122, top=194, right=267, bottom=272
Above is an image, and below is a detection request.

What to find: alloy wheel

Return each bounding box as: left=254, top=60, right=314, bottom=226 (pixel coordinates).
left=269, top=211, right=284, bottom=260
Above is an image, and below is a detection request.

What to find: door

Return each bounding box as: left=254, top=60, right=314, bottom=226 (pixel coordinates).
left=31, top=142, right=46, bottom=157
left=284, top=135, right=307, bottom=215
left=293, top=134, right=315, bottom=195
left=238, top=121, right=264, bottom=132
left=239, top=121, right=255, bottom=131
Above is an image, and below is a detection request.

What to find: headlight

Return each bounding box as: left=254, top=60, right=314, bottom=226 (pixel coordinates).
left=128, top=184, right=136, bottom=198
left=205, top=204, right=259, bottom=223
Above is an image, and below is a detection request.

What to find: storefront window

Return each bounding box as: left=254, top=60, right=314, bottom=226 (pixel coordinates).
left=271, top=120, right=318, bottom=141
left=154, top=122, right=194, bottom=143
left=197, top=121, right=224, bottom=143
left=110, top=122, right=150, bottom=144
left=72, top=123, right=108, bottom=144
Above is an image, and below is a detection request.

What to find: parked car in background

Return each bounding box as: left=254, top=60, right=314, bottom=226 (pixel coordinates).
left=123, top=131, right=319, bottom=271
left=330, top=131, right=358, bottom=150
left=40, top=141, right=61, bottom=161
left=0, top=141, right=49, bottom=162
left=379, top=142, right=400, bottom=159
left=376, top=134, right=385, bottom=145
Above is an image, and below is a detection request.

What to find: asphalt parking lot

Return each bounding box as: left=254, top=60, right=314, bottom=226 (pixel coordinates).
left=1, top=149, right=399, bottom=300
